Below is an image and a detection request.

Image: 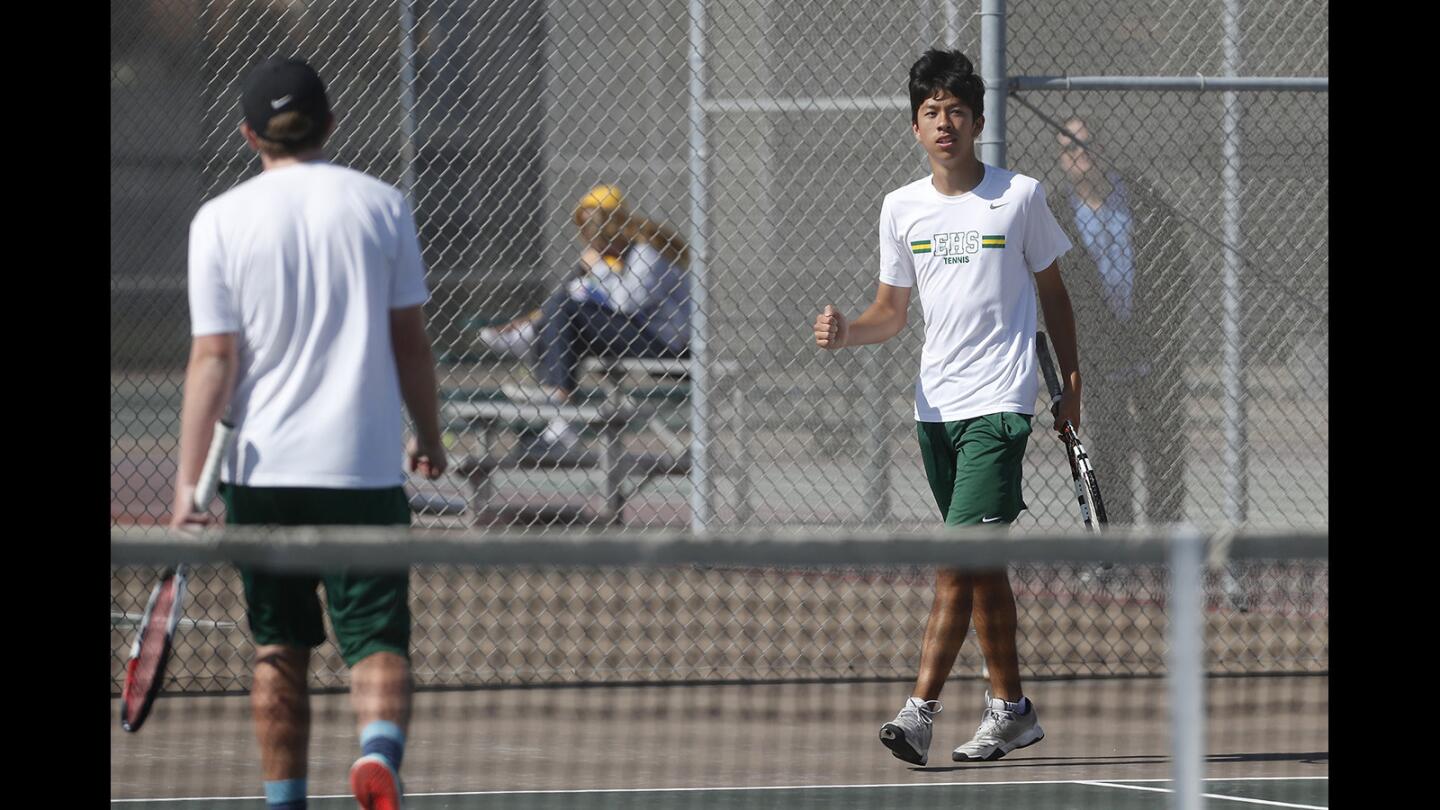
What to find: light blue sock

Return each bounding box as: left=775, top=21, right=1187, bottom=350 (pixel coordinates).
left=264, top=777, right=306, bottom=809
left=360, top=720, right=406, bottom=771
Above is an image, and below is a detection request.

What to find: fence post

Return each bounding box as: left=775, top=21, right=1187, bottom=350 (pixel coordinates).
left=863, top=354, right=890, bottom=524
left=687, top=0, right=712, bottom=531
left=1220, top=0, right=1249, bottom=524
left=978, top=0, right=1007, bottom=168
left=397, top=0, right=419, bottom=208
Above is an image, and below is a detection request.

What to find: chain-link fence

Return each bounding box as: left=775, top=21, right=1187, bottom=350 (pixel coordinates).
left=112, top=0, right=1326, bottom=695
left=112, top=0, right=1328, bottom=535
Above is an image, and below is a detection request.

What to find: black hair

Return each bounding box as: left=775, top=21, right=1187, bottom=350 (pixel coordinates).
left=908, top=49, right=985, bottom=124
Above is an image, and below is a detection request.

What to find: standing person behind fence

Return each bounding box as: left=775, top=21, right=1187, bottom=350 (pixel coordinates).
left=169, top=57, right=446, bottom=810
left=509, top=185, right=690, bottom=452
left=813, top=49, right=1083, bottom=766
left=1053, top=116, right=1191, bottom=526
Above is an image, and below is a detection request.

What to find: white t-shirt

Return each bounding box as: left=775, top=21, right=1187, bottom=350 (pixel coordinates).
left=187, top=160, right=430, bottom=488
left=878, top=165, right=1072, bottom=422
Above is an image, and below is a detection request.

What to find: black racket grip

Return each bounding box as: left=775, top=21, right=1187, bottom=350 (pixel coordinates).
left=1036, top=332, right=1064, bottom=401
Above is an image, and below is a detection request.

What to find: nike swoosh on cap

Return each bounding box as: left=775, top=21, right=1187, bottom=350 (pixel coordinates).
left=270, top=95, right=293, bottom=110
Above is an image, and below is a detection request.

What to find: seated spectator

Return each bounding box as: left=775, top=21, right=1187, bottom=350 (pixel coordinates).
left=483, top=185, right=690, bottom=451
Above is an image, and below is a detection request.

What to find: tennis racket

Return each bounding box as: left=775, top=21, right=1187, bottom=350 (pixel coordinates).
left=1035, top=333, right=1108, bottom=532
left=120, top=419, right=233, bottom=733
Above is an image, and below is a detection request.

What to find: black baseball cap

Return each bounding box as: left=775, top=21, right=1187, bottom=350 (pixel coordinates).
left=241, top=57, right=331, bottom=143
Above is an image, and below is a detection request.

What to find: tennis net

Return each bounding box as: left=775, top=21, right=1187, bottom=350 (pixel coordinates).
left=111, top=526, right=1327, bottom=809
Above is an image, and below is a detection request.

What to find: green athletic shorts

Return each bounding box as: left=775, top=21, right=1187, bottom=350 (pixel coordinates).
left=223, top=484, right=412, bottom=667
left=916, top=412, right=1033, bottom=526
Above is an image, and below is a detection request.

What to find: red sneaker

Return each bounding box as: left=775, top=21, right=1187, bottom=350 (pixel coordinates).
left=349, top=754, right=404, bottom=810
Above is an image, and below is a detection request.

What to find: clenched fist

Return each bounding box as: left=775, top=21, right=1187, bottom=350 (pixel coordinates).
left=813, top=304, right=847, bottom=350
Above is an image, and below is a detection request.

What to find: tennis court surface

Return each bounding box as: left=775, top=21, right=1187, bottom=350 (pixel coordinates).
left=111, top=527, right=1328, bottom=808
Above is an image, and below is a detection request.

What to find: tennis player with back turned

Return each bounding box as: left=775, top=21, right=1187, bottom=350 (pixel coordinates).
left=169, top=57, right=446, bottom=809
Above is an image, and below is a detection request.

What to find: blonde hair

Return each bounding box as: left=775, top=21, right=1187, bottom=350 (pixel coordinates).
left=573, top=185, right=689, bottom=268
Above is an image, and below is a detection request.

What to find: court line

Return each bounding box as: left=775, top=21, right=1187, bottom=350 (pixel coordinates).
left=1079, top=780, right=1327, bottom=809
left=112, top=775, right=1329, bottom=803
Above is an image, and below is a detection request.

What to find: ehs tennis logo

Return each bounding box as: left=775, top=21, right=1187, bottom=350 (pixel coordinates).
left=911, top=231, right=1006, bottom=264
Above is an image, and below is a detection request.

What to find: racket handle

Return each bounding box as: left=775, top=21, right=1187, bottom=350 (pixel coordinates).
left=1035, top=332, right=1065, bottom=401
left=192, top=420, right=234, bottom=512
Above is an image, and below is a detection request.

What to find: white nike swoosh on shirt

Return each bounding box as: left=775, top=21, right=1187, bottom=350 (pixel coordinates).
left=981, top=515, right=1005, bottom=523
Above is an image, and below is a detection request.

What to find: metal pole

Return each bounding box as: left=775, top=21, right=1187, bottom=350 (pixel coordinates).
left=686, top=0, right=712, bottom=531
left=1167, top=526, right=1206, bottom=810
left=978, top=0, right=1006, bottom=168
left=1221, top=0, right=1248, bottom=523
left=397, top=0, right=419, bottom=207
left=1009, top=75, right=1327, bottom=92
left=731, top=386, right=751, bottom=525
left=863, top=354, right=890, bottom=524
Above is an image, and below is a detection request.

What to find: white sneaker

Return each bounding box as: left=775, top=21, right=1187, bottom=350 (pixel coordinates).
left=478, top=319, right=536, bottom=358
left=879, top=697, right=941, bottom=766
left=951, top=691, right=1045, bottom=762
left=540, top=418, right=581, bottom=448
